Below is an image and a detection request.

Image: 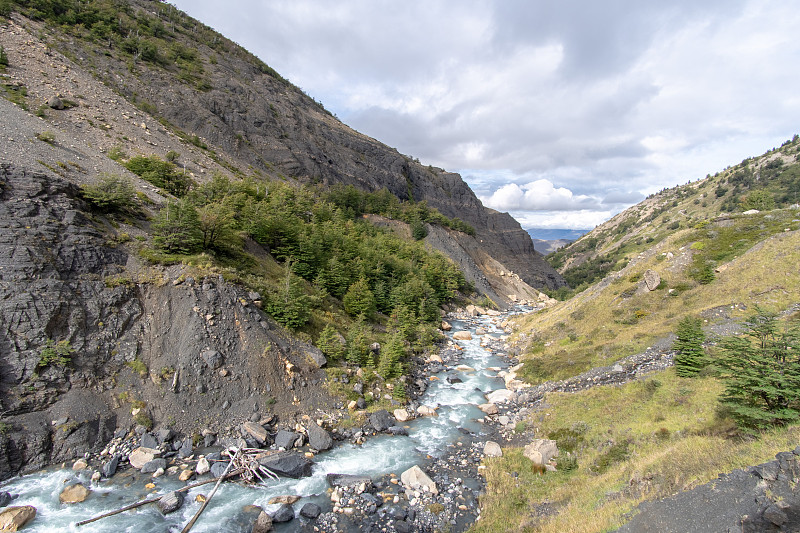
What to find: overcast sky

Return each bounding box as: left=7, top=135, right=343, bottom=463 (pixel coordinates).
left=171, top=0, right=800, bottom=230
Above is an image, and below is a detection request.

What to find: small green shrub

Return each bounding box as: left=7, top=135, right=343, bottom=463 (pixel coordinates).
left=0, top=45, right=8, bottom=69
left=591, top=440, right=630, bottom=474
left=38, top=339, right=74, bottom=368
left=125, top=358, right=148, bottom=377
left=81, top=174, right=137, bottom=212
left=133, top=411, right=153, bottom=430
left=36, top=130, right=56, bottom=144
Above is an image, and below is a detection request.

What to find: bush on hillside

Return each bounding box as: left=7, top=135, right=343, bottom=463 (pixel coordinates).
left=716, top=308, right=800, bottom=432
left=673, top=316, right=706, bottom=377
left=81, top=174, right=136, bottom=212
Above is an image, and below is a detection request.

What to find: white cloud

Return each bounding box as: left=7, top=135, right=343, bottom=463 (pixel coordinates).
left=481, top=179, right=595, bottom=211
left=171, top=0, right=800, bottom=230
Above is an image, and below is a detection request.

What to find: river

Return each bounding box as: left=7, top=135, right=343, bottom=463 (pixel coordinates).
left=0, top=308, right=525, bottom=532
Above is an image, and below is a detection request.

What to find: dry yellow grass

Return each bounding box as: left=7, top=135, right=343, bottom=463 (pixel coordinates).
left=473, top=369, right=800, bottom=532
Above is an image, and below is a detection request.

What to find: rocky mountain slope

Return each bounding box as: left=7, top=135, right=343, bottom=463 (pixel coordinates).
left=0, top=0, right=563, bottom=480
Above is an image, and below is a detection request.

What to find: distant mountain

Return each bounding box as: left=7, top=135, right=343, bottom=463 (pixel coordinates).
left=532, top=238, right=573, bottom=255
left=526, top=228, right=590, bottom=241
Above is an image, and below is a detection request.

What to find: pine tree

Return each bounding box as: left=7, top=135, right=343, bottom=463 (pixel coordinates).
left=345, top=316, right=371, bottom=367
left=716, top=309, right=800, bottom=432
left=343, top=278, right=376, bottom=319
left=378, top=331, right=406, bottom=379
left=266, top=269, right=311, bottom=330
left=316, top=324, right=344, bottom=361
left=673, top=316, right=706, bottom=377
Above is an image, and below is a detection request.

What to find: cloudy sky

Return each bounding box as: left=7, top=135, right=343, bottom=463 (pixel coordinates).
left=171, top=0, right=800, bottom=231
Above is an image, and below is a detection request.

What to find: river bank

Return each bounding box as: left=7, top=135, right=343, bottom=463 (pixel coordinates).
left=0, top=306, right=530, bottom=532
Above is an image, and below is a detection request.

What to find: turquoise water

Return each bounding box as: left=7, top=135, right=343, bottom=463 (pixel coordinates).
left=0, top=312, right=517, bottom=532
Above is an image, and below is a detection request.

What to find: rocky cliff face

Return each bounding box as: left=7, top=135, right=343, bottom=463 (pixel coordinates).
left=14, top=1, right=563, bottom=291
left=0, top=164, right=331, bottom=480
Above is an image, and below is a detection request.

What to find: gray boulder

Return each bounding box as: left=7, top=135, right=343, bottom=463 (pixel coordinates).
left=258, top=452, right=313, bottom=479
left=210, top=461, right=230, bottom=478
left=156, top=428, right=174, bottom=444
left=101, top=455, right=119, bottom=478
left=201, top=349, right=224, bottom=369
left=644, top=269, right=661, bottom=291
left=306, top=420, right=332, bottom=451
left=252, top=510, right=273, bottom=533
left=369, top=410, right=394, bottom=432
left=178, top=438, right=193, bottom=458
left=140, top=433, right=158, bottom=449
left=326, top=473, right=372, bottom=489
left=274, top=430, right=300, bottom=450
left=0, top=492, right=12, bottom=508
left=299, top=502, right=321, bottom=519
left=141, top=458, right=167, bottom=474
left=271, top=503, right=294, bottom=523
left=157, top=491, right=184, bottom=515
left=48, top=95, right=64, bottom=109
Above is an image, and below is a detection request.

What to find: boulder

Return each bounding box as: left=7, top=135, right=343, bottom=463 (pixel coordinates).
left=327, top=473, right=373, bottom=489
left=401, top=465, right=438, bottom=494
left=252, top=511, right=272, bottom=533
left=201, top=349, right=224, bottom=369
left=306, top=420, right=333, bottom=451
left=478, top=403, right=499, bottom=415
left=393, top=409, right=411, bottom=422
left=524, top=439, right=559, bottom=466
left=427, top=353, right=443, bottom=363
left=242, top=422, right=268, bottom=445
left=643, top=269, right=661, bottom=291
left=300, top=502, right=321, bottom=519
left=258, top=452, right=313, bottom=479
left=486, top=389, right=516, bottom=404
left=440, top=321, right=452, bottom=331
left=453, top=331, right=472, bottom=341
left=416, top=405, right=438, bottom=417
left=47, top=95, right=64, bottom=109
left=274, top=430, right=300, bottom=450
left=157, top=491, right=184, bottom=515
left=179, top=468, right=194, bottom=482
left=59, top=483, right=90, bottom=504
left=388, top=425, right=408, bottom=436
left=196, top=456, right=210, bottom=475
left=141, top=458, right=167, bottom=474
left=156, top=428, right=174, bottom=444
left=178, top=438, right=193, bottom=458
left=210, top=461, right=230, bottom=478
left=369, top=410, right=394, bottom=432
left=484, top=441, right=503, bottom=457
left=101, top=455, right=119, bottom=478
left=140, top=432, right=158, bottom=449
left=271, top=503, right=294, bottom=523
left=128, top=447, right=160, bottom=469
left=72, top=459, right=88, bottom=471
left=475, top=327, right=488, bottom=335
left=0, top=506, right=36, bottom=531
left=252, top=510, right=273, bottom=533
left=302, top=345, right=327, bottom=368
left=0, top=492, right=11, bottom=508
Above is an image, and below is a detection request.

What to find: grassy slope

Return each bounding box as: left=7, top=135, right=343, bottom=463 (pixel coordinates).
left=473, top=138, right=800, bottom=532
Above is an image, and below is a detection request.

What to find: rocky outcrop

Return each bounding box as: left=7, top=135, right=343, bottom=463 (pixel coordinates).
left=0, top=166, right=334, bottom=481
left=615, top=449, right=800, bottom=532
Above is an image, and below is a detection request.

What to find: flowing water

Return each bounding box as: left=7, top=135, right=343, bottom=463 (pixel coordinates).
left=1, top=310, right=523, bottom=532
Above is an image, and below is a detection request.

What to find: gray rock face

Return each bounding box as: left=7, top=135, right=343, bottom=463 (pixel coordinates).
left=615, top=449, right=800, bottom=532
left=140, top=433, right=158, bottom=449
left=258, top=452, right=313, bottom=479
left=157, top=491, right=184, bottom=515
left=306, top=420, right=332, bottom=451
left=252, top=510, right=273, bottom=533
left=209, top=461, right=229, bottom=478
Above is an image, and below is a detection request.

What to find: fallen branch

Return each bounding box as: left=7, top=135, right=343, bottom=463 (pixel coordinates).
left=75, top=467, right=245, bottom=526
left=181, top=448, right=241, bottom=533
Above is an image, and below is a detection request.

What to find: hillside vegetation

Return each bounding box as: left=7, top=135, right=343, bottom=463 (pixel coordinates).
left=474, top=137, right=800, bottom=531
